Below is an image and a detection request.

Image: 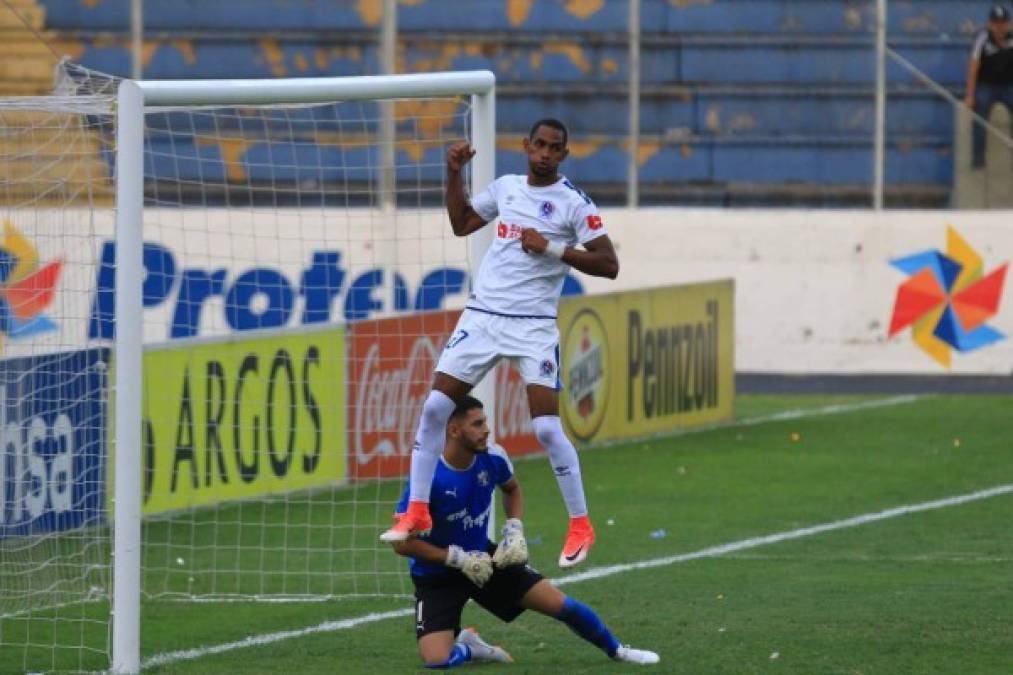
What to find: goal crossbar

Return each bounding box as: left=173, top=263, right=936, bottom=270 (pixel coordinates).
left=112, top=70, right=496, bottom=674
left=133, top=70, right=495, bottom=107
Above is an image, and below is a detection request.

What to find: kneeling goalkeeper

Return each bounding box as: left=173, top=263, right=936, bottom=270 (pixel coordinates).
left=388, top=395, right=659, bottom=668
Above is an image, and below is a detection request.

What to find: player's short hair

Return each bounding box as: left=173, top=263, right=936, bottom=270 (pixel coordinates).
left=450, top=395, right=484, bottom=420
left=529, top=118, right=568, bottom=147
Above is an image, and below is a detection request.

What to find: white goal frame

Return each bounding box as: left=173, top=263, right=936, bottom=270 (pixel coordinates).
left=112, top=71, right=496, bottom=674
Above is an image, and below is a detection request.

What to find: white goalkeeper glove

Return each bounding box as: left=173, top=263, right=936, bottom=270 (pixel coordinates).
left=445, top=545, right=493, bottom=587
left=492, top=518, right=528, bottom=567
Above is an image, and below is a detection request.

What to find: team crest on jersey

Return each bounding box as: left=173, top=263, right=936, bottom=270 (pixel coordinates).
left=540, top=359, right=556, bottom=376
left=477, top=470, right=489, bottom=487
left=539, top=201, right=555, bottom=218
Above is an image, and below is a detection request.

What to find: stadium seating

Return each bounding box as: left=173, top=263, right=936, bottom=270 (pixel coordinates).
left=37, top=0, right=988, bottom=206
left=0, top=1, right=112, bottom=205
left=0, top=0, right=55, bottom=94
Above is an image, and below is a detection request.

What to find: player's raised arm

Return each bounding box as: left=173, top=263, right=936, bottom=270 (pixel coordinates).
left=445, top=142, right=488, bottom=237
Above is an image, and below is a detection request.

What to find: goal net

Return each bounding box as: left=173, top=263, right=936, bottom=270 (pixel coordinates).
left=0, top=62, right=496, bottom=672
left=0, top=81, right=115, bottom=673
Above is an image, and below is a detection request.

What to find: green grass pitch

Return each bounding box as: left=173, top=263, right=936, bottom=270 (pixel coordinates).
left=4, top=393, right=1013, bottom=673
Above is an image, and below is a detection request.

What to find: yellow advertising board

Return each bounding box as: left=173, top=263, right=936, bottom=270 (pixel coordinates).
left=112, top=327, right=346, bottom=515
left=558, top=280, right=734, bottom=444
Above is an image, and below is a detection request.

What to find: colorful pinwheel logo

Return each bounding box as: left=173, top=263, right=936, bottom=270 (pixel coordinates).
left=888, top=226, right=1007, bottom=367
left=0, top=220, right=62, bottom=348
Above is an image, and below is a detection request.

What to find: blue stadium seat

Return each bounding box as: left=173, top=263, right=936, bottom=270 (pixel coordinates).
left=59, top=36, right=969, bottom=90
left=497, top=87, right=954, bottom=137
left=39, top=0, right=986, bottom=35
left=45, top=0, right=982, bottom=203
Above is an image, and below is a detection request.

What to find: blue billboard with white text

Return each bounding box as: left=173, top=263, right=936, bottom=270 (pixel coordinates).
left=0, top=348, right=109, bottom=538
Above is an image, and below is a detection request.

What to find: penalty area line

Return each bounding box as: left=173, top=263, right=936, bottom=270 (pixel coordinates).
left=510, top=394, right=925, bottom=465
left=141, top=480, right=1013, bottom=670
left=721, top=394, right=923, bottom=428
left=553, top=483, right=1013, bottom=586
left=140, top=609, right=414, bottom=669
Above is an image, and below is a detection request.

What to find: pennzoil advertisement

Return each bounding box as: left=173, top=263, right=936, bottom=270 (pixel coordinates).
left=558, top=281, right=734, bottom=444
left=127, top=327, right=346, bottom=514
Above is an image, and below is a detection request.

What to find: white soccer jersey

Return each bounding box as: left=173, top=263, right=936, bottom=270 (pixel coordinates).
left=468, top=174, right=608, bottom=318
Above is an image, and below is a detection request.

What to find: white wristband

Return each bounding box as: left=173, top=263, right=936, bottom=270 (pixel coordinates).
left=545, top=240, right=566, bottom=260
left=501, top=518, right=524, bottom=536
left=445, top=544, right=465, bottom=569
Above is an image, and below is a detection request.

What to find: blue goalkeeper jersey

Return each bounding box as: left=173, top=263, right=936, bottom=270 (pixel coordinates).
left=395, top=444, right=514, bottom=579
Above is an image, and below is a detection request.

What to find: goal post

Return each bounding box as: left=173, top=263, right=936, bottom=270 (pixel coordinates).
left=112, top=71, right=496, bottom=674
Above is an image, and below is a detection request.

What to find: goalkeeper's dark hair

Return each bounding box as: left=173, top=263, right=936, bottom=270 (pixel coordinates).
left=529, top=118, right=568, bottom=146
left=450, top=395, right=484, bottom=420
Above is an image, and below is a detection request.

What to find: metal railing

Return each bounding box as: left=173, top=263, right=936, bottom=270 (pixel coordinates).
left=119, top=0, right=1013, bottom=210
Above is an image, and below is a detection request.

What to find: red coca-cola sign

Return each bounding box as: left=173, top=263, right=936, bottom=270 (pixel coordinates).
left=348, top=311, right=459, bottom=480
left=493, top=362, right=540, bottom=458
left=347, top=310, right=541, bottom=480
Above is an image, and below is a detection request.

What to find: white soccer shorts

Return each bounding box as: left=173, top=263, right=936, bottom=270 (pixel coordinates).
left=435, top=309, right=561, bottom=390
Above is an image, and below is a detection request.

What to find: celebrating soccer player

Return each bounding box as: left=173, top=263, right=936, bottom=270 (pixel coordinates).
left=381, top=118, right=619, bottom=569
left=388, top=396, right=659, bottom=668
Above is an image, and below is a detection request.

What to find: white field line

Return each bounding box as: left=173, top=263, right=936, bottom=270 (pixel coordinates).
left=510, top=394, right=924, bottom=464
left=143, top=397, right=921, bottom=606
left=139, top=394, right=922, bottom=669
left=553, top=483, right=1013, bottom=586
left=4, top=398, right=924, bottom=624
left=141, top=609, right=413, bottom=669
left=141, top=482, right=1013, bottom=670
left=723, top=553, right=1013, bottom=563
left=721, top=394, right=922, bottom=427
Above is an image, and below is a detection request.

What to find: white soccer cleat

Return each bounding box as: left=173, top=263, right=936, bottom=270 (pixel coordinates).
left=457, top=627, right=513, bottom=663
left=612, top=645, right=660, bottom=665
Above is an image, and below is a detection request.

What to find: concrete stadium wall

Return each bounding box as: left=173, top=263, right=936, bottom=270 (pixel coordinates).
left=585, top=209, right=1013, bottom=375
left=9, top=207, right=1012, bottom=374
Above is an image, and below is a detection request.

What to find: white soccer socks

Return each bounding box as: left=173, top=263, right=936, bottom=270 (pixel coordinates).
left=384, top=390, right=457, bottom=540
left=532, top=415, right=588, bottom=517
left=407, top=390, right=457, bottom=503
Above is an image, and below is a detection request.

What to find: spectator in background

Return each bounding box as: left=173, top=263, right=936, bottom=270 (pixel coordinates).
left=965, top=4, right=1013, bottom=168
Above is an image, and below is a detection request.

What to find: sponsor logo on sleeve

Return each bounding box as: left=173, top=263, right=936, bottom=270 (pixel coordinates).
left=586, top=215, right=603, bottom=231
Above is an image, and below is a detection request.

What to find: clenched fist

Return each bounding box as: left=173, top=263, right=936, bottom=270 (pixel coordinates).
left=447, top=142, right=477, bottom=172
